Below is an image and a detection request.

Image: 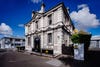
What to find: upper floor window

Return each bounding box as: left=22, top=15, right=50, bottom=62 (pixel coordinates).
left=23, top=39, right=25, bottom=42
left=28, top=25, right=31, bottom=32
left=15, top=39, right=20, bottom=41
left=35, top=21, right=38, bottom=29
left=10, top=38, right=13, bottom=41
left=48, top=33, right=52, bottom=43
left=48, top=14, right=52, bottom=25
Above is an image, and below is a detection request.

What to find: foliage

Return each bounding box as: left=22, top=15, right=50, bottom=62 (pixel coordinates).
left=71, top=34, right=80, bottom=43
left=78, top=30, right=89, bottom=35
left=71, top=30, right=91, bottom=43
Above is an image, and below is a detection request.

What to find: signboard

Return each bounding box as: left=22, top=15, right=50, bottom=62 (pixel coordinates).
left=74, top=43, right=84, bottom=60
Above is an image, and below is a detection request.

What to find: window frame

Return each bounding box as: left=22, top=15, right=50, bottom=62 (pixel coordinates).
left=28, top=37, right=31, bottom=46
left=35, top=21, right=38, bottom=29
left=48, top=33, right=52, bottom=44
left=48, top=14, right=52, bottom=25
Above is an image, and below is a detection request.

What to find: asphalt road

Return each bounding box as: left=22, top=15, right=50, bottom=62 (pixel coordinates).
left=0, top=50, right=66, bottom=67
left=0, top=49, right=100, bottom=67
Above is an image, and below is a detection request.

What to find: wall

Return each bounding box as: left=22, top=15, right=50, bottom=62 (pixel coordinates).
left=25, top=4, right=73, bottom=55
left=53, top=28, right=63, bottom=55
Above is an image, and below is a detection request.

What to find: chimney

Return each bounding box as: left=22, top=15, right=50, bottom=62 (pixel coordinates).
left=32, top=11, right=35, bottom=18
left=40, top=2, right=45, bottom=13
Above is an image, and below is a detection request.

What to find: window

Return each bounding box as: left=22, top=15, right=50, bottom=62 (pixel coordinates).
left=48, top=14, right=52, bottom=25
left=23, top=39, right=25, bottom=42
left=15, top=39, right=20, bottom=41
left=28, top=37, right=31, bottom=46
left=28, top=25, right=31, bottom=32
left=35, top=21, right=38, bottom=29
left=48, top=33, right=52, bottom=43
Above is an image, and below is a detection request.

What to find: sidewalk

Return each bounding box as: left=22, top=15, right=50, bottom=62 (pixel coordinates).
left=20, top=50, right=100, bottom=67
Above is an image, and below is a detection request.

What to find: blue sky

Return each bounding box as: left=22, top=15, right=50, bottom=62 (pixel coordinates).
left=0, top=0, right=100, bottom=38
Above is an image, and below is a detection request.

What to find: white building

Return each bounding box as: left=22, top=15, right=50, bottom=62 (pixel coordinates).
left=25, top=3, right=74, bottom=55
left=90, top=36, right=100, bottom=48
left=0, top=37, right=25, bottom=49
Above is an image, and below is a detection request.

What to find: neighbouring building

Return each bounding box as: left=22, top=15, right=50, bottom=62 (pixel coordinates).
left=25, top=2, right=74, bottom=56
left=0, top=37, right=25, bottom=49
left=90, top=36, right=100, bottom=48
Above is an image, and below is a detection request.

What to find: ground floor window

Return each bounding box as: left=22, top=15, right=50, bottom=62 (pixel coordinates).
left=28, top=37, right=31, bottom=46
left=48, top=33, right=52, bottom=43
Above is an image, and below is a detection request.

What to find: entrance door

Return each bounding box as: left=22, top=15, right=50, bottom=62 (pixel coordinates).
left=34, top=37, right=41, bottom=52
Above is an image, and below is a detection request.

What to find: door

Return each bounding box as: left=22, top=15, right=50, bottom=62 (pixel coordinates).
left=34, top=37, right=41, bottom=52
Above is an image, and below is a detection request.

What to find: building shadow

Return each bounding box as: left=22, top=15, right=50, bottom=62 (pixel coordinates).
left=58, top=56, right=86, bottom=67
left=58, top=50, right=100, bottom=67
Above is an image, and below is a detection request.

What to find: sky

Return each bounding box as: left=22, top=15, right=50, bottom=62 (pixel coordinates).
left=0, top=0, right=100, bottom=38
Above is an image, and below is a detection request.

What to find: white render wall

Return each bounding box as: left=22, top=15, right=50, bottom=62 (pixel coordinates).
left=0, top=39, right=5, bottom=49
left=25, top=4, right=74, bottom=55
left=25, top=36, right=32, bottom=51
left=0, top=38, right=25, bottom=49
left=25, top=7, right=64, bottom=35
left=53, top=28, right=63, bottom=55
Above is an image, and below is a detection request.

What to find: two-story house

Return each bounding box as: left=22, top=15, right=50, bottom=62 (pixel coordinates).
left=0, top=36, right=25, bottom=49
left=25, top=3, right=74, bottom=56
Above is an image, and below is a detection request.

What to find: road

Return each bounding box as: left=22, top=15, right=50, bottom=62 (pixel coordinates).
left=0, top=50, right=66, bottom=67
left=0, top=49, right=100, bottom=67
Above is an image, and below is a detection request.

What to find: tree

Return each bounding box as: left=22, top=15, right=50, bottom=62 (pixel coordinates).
left=71, top=29, right=92, bottom=60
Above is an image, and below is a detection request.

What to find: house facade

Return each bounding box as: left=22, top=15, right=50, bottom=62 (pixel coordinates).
left=90, top=36, right=100, bottom=48
left=25, top=3, right=74, bottom=55
left=0, top=37, right=25, bottom=49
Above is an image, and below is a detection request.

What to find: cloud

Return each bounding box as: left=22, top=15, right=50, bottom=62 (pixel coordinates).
left=70, top=4, right=100, bottom=30
left=78, top=4, right=87, bottom=9
left=18, top=24, right=24, bottom=27
left=31, top=0, right=42, bottom=3
left=0, top=23, right=13, bottom=35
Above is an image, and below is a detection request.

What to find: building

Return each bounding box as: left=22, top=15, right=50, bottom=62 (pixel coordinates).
left=25, top=3, right=74, bottom=56
left=90, top=36, right=100, bottom=48
left=0, top=37, right=25, bottom=49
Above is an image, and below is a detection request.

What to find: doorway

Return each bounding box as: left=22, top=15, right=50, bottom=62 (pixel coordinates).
left=34, top=36, right=41, bottom=52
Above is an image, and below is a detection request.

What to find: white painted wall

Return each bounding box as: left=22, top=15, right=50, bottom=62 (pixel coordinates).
left=0, top=38, right=25, bottom=49
left=54, top=28, right=62, bottom=55
left=25, top=4, right=74, bottom=55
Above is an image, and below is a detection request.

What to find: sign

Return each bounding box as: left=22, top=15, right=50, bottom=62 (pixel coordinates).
left=74, top=43, right=84, bottom=60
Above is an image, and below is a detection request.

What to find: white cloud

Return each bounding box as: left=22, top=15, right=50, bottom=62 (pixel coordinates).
left=31, top=0, right=42, bottom=3
left=18, top=24, right=24, bottom=27
left=78, top=4, right=87, bottom=9
left=0, top=23, right=13, bottom=35
left=70, top=4, right=100, bottom=30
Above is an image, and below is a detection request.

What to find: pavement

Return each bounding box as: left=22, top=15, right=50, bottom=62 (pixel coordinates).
left=0, top=49, right=100, bottom=67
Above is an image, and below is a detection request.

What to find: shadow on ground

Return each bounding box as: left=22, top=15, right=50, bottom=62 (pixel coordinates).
left=58, top=50, right=100, bottom=67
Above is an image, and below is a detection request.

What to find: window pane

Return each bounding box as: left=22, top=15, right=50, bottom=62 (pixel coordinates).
left=48, top=33, right=52, bottom=43
left=48, top=15, right=52, bottom=25
left=28, top=37, right=31, bottom=46
left=36, top=21, right=38, bottom=29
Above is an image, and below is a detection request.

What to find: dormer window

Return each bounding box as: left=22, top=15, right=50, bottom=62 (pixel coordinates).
left=48, top=14, right=52, bottom=25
